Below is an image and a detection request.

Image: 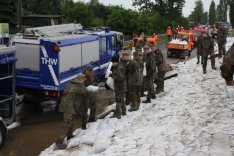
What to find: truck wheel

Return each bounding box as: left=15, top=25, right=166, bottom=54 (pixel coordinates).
left=188, top=50, right=191, bottom=57
left=0, top=123, right=6, bottom=148
left=167, top=50, right=171, bottom=58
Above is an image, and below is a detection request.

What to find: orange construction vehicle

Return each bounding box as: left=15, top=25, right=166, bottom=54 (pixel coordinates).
left=132, top=36, right=157, bottom=47
left=167, top=32, right=194, bottom=59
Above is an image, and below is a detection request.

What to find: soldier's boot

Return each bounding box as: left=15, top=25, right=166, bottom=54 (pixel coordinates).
left=67, top=134, right=75, bottom=140
left=67, top=127, right=74, bottom=140
left=111, top=103, right=121, bottom=119
left=142, top=97, right=151, bottom=103
left=151, top=94, right=156, bottom=99
left=121, top=103, right=127, bottom=116
left=111, top=112, right=121, bottom=119
left=203, top=65, right=207, bottom=74
left=88, top=118, right=96, bottom=123
left=88, top=110, right=96, bottom=122
left=155, top=90, right=161, bottom=94
left=197, top=56, right=200, bottom=64
left=55, top=140, right=67, bottom=150
left=81, top=123, right=87, bottom=130
left=128, top=106, right=138, bottom=112
left=203, top=59, right=207, bottom=74
left=125, top=93, right=130, bottom=106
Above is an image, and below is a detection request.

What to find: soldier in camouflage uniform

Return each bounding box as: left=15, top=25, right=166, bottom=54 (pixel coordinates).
left=153, top=46, right=166, bottom=94
left=217, top=23, right=227, bottom=58
left=55, top=74, right=89, bottom=149
left=220, top=43, right=234, bottom=86
left=197, top=34, right=203, bottom=64
left=84, top=65, right=99, bottom=122
left=126, top=51, right=144, bottom=111
left=142, top=46, right=156, bottom=103
left=201, top=32, right=217, bottom=74
left=119, top=51, right=130, bottom=107
left=110, top=53, right=129, bottom=119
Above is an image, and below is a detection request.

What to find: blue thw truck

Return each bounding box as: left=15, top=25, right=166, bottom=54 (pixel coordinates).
left=0, top=46, right=17, bottom=148
left=12, top=24, right=120, bottom=99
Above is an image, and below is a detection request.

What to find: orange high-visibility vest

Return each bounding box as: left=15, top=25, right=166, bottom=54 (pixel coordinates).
left=166, top=28, right=172, bottom=35
left=153, top=34, right=158, bottom=41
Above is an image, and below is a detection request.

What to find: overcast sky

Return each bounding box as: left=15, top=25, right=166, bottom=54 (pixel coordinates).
left=75, top=0, right=220, bottom=17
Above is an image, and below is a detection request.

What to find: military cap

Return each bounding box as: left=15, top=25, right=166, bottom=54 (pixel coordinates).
left=111, top=56, right=119, bottom=63
left=86, top=64, right=93, bottom=71
left=143, top=45, right=150, bottom=50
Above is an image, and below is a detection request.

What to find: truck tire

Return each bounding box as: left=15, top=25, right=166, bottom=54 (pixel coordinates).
left=167, top=49, right=172, bottom=58
left=0, top=123, right=6, bottom=148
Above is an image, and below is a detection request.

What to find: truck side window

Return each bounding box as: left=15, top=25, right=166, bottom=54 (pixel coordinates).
left=102, top=37, right=107, bottom=53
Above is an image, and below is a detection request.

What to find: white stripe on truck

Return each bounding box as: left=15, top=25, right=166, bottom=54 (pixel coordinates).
left=41, top=45, right=59, bottom=86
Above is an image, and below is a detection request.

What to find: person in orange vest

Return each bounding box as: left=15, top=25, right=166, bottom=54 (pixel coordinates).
left=152, top=33, right=158, bottom=42
left=166, top=27, right=173, bottom=40
left=180, top=27, right=185, bottom=33
left=189, top=28, right=193, bottom=34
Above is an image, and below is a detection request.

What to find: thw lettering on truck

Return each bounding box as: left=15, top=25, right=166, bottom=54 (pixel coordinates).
left=41, top=57, right=58, bottom=65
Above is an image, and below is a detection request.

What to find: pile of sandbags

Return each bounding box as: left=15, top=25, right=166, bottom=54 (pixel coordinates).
left=170, top=39, right=188, bottom=45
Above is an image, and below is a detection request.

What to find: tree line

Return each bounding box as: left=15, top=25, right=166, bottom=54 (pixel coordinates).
left=0, top=0, right=233, bottom=35
left=188, top=0, right=233, bottom=27
left=0, top=0, right=190, bottom=35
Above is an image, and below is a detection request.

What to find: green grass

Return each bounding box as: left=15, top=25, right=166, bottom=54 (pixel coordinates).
left=157, top=36, right=167, bottom=42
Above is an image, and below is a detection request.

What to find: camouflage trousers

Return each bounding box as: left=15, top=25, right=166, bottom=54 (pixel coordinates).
left=125, top=92, right=130, bottom=105
left=57, top=112, right=74, bottom=142
left=145, top=77, right=155, bottom=99
left=87, top=95, right=97, bottom=121
left=129, top=92, right=141, bottom=109
left=141, top=76, right=146, bottom=93
left=57, top=102, right=88, bottom=142
left=154, top=71, right=165, bottom=92
left=114, top=93, right=126, bottom=118
left=197, top=55, right=203, bottom=63
left=218, top=42, right=226, bottom=56
left=203, top=56, right=215, bottom=71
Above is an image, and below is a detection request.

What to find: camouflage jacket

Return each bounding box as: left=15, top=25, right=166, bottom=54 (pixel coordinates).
left=154, top=49, right=166, bottom=72
left=84, top=72, right=99, bottom=86
left=197, top=36, right=203, bottom=55
left=201, top=36, right=214, bottom=57
left=217, top=27, right=227, bottom=43
left=59, top=79, right=89, bottom=114
left=144, top=52, right=156, bottom=79
left=126, top=58, right=144, bottom=92
left=221, top=43, right=234, bottom=80
left=111, top=61, right=127, bottom=93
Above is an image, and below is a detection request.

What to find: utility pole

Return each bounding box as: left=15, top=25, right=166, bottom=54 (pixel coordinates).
left=18, top=0, right=22, bottom=31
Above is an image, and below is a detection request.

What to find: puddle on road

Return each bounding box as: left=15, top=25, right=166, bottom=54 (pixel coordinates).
left=0, top=102, right=81, bottom=156
left=0, top=89, right=115, bottom=156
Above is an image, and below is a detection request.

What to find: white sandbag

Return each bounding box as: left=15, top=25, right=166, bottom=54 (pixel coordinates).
left=106, top=77, right=114, bottom=90
left=86, top=85, right=100, bottom=92
left=179, top=41, right=188, bottom=45
left=143, top=63, right=146, bottom=76
left=105, top=62, right=112, bottom=78
left=226, top=86, right=234, bottom=98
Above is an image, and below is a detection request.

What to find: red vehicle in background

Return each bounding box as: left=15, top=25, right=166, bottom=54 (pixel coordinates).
left=193, top=27, right=208, bottom=47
